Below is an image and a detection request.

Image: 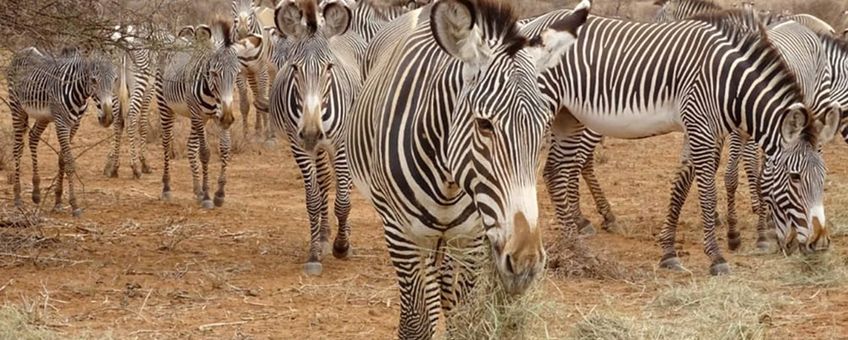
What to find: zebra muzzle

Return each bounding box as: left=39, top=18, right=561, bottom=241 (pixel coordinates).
left=98, top=101, right=114, bottom=128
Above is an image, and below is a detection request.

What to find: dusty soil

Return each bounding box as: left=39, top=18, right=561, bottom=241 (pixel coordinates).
left=1, top=94, right=847, bottom=339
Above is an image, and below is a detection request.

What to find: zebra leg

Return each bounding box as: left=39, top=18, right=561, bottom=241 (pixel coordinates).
left=331, top=147, right=352, bottom=259
left=386, top=226, right=440, bottom=339
left=158, top=86, right=175, bottom=201
left=247, top=67, right=272, bottom=142
left=658, top=147, right=695, bottom=272
left=103, top=95, right=124, bottom=178
left=138, top=83, right=154, bottom=174
left=237, top=74, right=251, bottom=139
left=127, top=75, right=150, bottom=179
left=741, top=138, right=770, bottom=250
left=568, top=155, right=595, bottom=235
left=11, top=101, right=27, bottom=208
left=28, top=120, right=48, bottom=205
left=693, top=141, right=729, bottom=275
left=582, top=152, right=619, bottom=233
left=54, top=123, right=80, bottom=212
left=198, top=124, right=213, bottom=209
left=315, top=151, right=332, bottom=256
left=213, top=125, right=231, bottom=208
left=724, top=132, right=743, bottom=251
left=543, top=136, right=582, bottom=238
left=439, top=235, right=483, bottom=319
left=185, top=117, right=204, bottom=203
left=56, top=124, right=81, bottom=217
left=290, top=143, right=326, bottom=275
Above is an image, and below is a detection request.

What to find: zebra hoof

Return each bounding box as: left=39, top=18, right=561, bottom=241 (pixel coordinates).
left=32, top=193, right=41, bottom=204
left=333, top=241, right=351, bottom=259
left=303, top=262, right=323, bottom=276
left=659, top=256, right=686, bottom=272
left=131, top=166, right=142, bottom=179
left=141, top=161, right=152, bottom=174
left=201, top=200, right=214, bottom=210
left=213, top=195, right=225, bottom=207
left=602, top=218, right=622, bottom=234
left=72, top=208, right=83, bottom=218
left=14, top=198, right=23, bottom=209
left=727, top=231, right=742, bottom=251
left=709, top=262, right=731, bottom=276
left=161, top=191, right=173, bottom=201
left=756, top=240, right=771, bottom=252
left=52, top=204, right=63, bottom=213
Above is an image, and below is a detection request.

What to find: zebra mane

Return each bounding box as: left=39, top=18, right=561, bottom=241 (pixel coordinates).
left=694, top=10, right=819, bottom=141
left=464, top=0, right=526, bottom=56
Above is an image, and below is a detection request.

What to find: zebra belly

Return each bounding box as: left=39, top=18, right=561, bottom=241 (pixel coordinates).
left=570, top=105, right=682, bottom=139
left=23, top=106, right=53, bottom=122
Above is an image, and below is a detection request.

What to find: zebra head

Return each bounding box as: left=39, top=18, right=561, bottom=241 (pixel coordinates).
left=431, top=0, right=590, bottom=294
left=206, top=19, right=261, bottom=129
left=232, top=0, right=259, bottom=40
left=275, top=0, right=352, bottom=152
left=761, top=104, right=841, bottom=255
left=84, top=54, right=117, bottom=128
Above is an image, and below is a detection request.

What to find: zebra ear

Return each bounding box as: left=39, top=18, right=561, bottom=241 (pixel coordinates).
left=781, top=103, right=807, bottom=146
left=178, top=26, right=195, bottom=40
left=195, top=25, right=212, bottom=42
left=430, top=0, right=486, bottom=65
left=276, top=0, right=311, bottom=39
left=322, top=2, right=352, bottom=38
left=525, top=0, right=590, bottom=74
left=815, top=104, right=841, bottom=146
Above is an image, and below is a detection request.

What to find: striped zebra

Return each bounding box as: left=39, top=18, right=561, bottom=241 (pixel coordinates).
left=347, top=0, right=590, bottom=337
left=156, top=20, right=262, bottom=209
left=269, top=0, right=364, bottom=276
left=655, top=0, right=846, bottom=251
left=536, top=9, right=840, bottom=274
left=103, top=25, right=157, bottom=179
left=232, top=0, right=276, bottom=141
left=344, top=0, right=430, bottom=43
left=8, top=48, right=116, bottom=216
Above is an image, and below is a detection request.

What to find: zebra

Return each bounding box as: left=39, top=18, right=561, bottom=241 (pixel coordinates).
left=103, top=25, right=157, bottom=179
left=343, top=0, right=430, bottom=43
left=535, top=9, right=840, bottom=275
left=8, top=47, right=116, bottom=216
left=269, top=0, right=364, bottom=276
left=347, top=0, right=590, bottom=337
left=654, top=0, right=845, bottom=251
left=156, top=19, right=262, bottom=209
left=232, top=0, right=276, bottom=141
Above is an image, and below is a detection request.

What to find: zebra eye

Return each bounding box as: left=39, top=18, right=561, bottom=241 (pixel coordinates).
left=475, top=118, right=495, bottom=136
left=789, top=172, right=801, bottom=183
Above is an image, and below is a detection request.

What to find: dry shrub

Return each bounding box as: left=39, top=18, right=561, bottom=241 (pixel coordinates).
left=571, top=311, right=636, bottom=340
left=0, top=305, right=59, bottom=340
left=0, top=123, right=10, bottom=172
left=545, top=234, right=628, bottom=279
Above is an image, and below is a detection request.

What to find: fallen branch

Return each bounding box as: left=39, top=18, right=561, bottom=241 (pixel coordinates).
left=0, top=252, right=92, bottom=265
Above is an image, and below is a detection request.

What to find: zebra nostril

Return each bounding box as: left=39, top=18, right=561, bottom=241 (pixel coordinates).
left=298, top=131, right=304, bottom=140
left=318, top=131, right=325, bottom=139
left=505, top=253, right=515, bottom=275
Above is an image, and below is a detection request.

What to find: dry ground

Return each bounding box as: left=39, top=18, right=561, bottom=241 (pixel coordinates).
left=1, top=89, right=848, bottom=339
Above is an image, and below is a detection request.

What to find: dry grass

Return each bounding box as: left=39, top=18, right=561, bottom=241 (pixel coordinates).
left=572, top=277, right=781, bottom=340
left=0, top=305, right=60, bottom=340
left=545, top=233, right=629, bottom=279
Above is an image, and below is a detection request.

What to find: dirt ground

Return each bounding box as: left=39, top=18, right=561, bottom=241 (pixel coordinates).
left=1, top=91, right=848, bottom=339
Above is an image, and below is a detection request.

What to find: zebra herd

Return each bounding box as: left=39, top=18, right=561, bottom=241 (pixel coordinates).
left=5, top=0, right=848, bottom=338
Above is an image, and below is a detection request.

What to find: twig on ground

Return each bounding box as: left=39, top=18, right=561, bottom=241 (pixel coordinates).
left=139, top=289, right=153, bottom=316
left=0, top=252, right=92, bottom=265
left=197, top=320, right=247, bottom=331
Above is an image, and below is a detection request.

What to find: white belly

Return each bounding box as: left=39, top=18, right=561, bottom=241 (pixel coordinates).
left=571, top=103, right=683, bottom=139
left=24, top=106, right=53, bottom=121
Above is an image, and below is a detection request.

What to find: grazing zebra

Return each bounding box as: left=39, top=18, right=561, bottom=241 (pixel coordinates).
left=655, top=0, right=846, bottom=251
left=347, top=0, right=590, bottom=337
left=156, top=20, right=262, bottom=209
left=232, top=0, right=276, bottom=141
left=8, top=48, right=116, bottom=216
left=536, top=9, right=840, bottom=274
left=103, top=25, right=157, bottom=179
left=269, top=0, right=363, bottom=276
